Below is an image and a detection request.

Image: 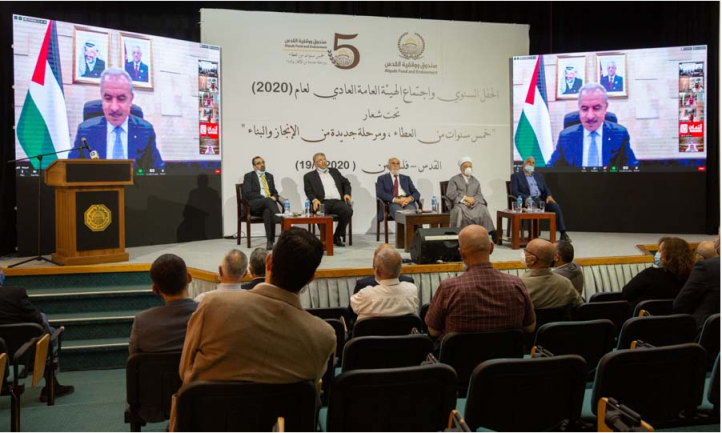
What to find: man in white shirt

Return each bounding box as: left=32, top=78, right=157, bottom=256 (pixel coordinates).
left=195, top=249, right=248, bottom=302
left=303, top=152, right=353, bottom=247
left=350, top=247, right=419, bottom=320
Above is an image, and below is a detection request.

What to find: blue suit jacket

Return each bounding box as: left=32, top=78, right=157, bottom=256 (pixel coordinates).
left=548, top=121, right=638, bottom=168
left=125, top=61, right=150, bottom=82
left=69, top=114, right=164, bottom=170
left=601, top=75, right=624, bottom=92
left=376, top=173, right=421, bottom=220
left=510, top=171, right=552, bottom=201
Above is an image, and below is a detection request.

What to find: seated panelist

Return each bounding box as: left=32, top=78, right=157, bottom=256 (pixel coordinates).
left=376, top=157, right=421, bottom=221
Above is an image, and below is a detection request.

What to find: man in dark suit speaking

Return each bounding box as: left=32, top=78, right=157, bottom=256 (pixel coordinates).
left=548, top=83, right=638, bottom=168
left=125, top=45, right=150, bottom=83
left=69, top=68, right=163, bottom=170
left=242, top=156, right=282, bottom=250
left=376, top=157, right=421, bottom=221
left=304, top=152, right=353, bottom=247
left=511, top=156, right=571, bottom=242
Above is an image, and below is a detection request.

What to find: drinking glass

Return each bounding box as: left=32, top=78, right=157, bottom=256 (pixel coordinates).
left=318, top=203, right=325, bottom=216
left=539, top=201, right=546, bottom=213
left=511, top=201, right=518, bottom=213
left=418, top=198, right=425, bottom=213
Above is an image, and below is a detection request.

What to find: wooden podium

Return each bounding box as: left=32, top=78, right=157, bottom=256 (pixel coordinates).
left=45, top=160, right=134, bottom=265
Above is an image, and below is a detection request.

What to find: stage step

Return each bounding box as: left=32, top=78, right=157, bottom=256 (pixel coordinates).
left=48, top=310, right=140, bottom=341
left=29, top=287, right=162, bottom=314
left=61, top=338, right=130, bottom=371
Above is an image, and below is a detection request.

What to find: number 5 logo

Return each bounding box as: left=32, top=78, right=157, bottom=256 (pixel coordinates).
left=328, top=33, right=360, bottom=70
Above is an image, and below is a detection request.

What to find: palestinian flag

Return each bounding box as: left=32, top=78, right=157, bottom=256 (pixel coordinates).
left=513, top=56, right=553, bottom=166
left=16, top=20, right=70, bottom=170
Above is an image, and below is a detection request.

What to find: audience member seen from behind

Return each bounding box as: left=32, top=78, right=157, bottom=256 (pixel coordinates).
left=129, top=254, right=197, bottom=354
left=425, top=225, right=536, bottom=342
left=622, top=237, right=694, bottom=309
left=674, top=237, right=720, bottom=331
left=521, top=239, right=583, bottom=309
left=0, top=284, right=75, bottom=401
left=177, top=228, right=336, bottom=420
left=695, top=241, right=719, bottom=262
left=552, top=240, right=584, bottom=297
left=350, top=247, right=419, bottom=321
left=194, top=249, right=248, bottom=303
left=242, top=247, right=268, bottom=290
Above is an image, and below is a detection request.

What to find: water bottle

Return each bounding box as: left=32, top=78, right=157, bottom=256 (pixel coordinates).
left=0, top=270, right=4, bottom=287
left=525, top=197, right=533, bottom=212
left=304, top=199, right=310, bottom=217
left=284, top=200, right=291, bottom=216
left=431, top=195, right=438, bottom=213
left=516, top=195, right=523, bottom=212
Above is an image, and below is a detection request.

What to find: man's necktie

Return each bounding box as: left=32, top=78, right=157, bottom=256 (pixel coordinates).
left=113, top=126, right=124, bottom=159
left=588, top=131, right=599, bottom=167
left=392, top=175, right=399, bottom=197
left=135, top=65, right=139, bottom=79
left=261, top=174, right=271, bottom=197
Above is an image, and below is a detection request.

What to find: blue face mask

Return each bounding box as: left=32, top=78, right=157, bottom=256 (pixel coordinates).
left=317, top=167, right=329, bottom=173
left=524, top=165, right=534, bottom=173
left=653, top=251, right=662, bottom=267
left=256, top=169, right=266, bottom=175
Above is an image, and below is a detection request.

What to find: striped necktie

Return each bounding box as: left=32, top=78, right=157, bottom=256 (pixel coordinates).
left=260, top=174, right=271, bottom=197
left=113, top=126, right=124, bottom=159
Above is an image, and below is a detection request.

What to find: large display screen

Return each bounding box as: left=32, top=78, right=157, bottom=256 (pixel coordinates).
left=512, top=45, right=707, bottom=173
left=12, top=15, right=222, bottom=177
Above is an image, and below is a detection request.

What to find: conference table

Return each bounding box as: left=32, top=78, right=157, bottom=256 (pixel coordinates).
left=394, top=211, right=450, bottom=252
left=279, top=215, right=334, bottom=256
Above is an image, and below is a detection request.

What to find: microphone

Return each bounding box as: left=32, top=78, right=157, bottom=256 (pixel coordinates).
left=81, top=138, right=99, bottom=160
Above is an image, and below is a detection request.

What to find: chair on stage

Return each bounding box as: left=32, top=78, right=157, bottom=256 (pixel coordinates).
left=125, top=351, right=183, bottom=432
left=235, top=183, right=282, bottom=248
left=174, top=380, right=318, bottom=432
left=375, top=182, right=423, bottom=244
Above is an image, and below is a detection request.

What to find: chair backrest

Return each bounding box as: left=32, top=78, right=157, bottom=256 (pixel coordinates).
left=0, top=323, right=44, bottom=358
left=505, top=180, right=514, bottom=209
left=699, top=314, right=720, bottom=371
left=617, top=314, right=697, bottom=350
left=439, top=181, right=450, bottom=213
left=572, top=301, right=630, bottom=334
left=419, top=303, right=430, bottom=333
left=175, top=380, right=317, bottom=432
left=525, top=306, right=572, bottom=350
left=534, top=320, right=615, bottom=378
left=351, top=314, right=422, bottom=338
left=709, top=354, right=720, bottom=412
left=563, top=111, right=617, bottom=129
left=326, top=364, right=457, bottom=432
left=632, top=299, right=675, bottom=317
left=465, top=355, right=587, bottom=431
left=308, top=307, right=350, bottom=325
left=439, top=329, right=524, bottom=396
left=83, top=99, right=144, bottom=121
left=323, top=318, right=346, bottom=362
left=589, top=291, right=626, bottom=303
left=592, top=343, right=707, bottom=426
left=236, top=183, right=246, bottom=219
left=341, top=335, right=433, bottom=372
left=126, top=351, right=182, bottom=424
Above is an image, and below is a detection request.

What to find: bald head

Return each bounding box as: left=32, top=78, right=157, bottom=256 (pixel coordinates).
left=373, top=248, right=403, bottom=280
left=696, top=241, right=719, bottom=261
left=458, top=225, right=493, bottom=266
left=220, top=249, right=248, bottom=283
left=526, top=239, right=555, bottom=269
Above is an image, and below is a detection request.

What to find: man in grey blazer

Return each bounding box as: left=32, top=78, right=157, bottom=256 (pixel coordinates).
left=129, top=254, right=198, bottom=354
left=445, top=156, right=497, bottom=242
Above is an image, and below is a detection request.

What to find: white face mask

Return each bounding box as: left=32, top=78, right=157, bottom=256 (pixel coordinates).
left=520, top=250, right=528, bottom=268
left=463, top=167, right=473, bottom=177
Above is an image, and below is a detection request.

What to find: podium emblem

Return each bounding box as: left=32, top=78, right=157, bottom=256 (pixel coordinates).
left=84, top=204, right=112, bottom=232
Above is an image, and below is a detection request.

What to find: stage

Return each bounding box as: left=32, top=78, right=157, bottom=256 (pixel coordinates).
left=1, top=231, right=714, bottom=274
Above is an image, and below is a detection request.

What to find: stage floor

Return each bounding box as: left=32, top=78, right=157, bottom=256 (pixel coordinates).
left=1, top=231, right=715, bottom=273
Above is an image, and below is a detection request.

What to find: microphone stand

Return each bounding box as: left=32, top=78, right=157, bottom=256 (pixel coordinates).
left=7, top=144, right=88, bottom=268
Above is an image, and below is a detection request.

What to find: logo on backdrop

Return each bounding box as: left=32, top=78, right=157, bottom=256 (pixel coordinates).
left=84, top=204, right=112, bottom=232
left=328, top=33, right=360, bottom=70
left=397, top=32, right=425, bottom=60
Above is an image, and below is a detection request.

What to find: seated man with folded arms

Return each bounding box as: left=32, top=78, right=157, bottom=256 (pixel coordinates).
left=173, top=228, right=336, bottom=431
left=350, top=247, right=419, bottom=321
left=521, top=239, right=583, bottom=309
left=425, top=225, right=536, bottom=342
left=129, top=254, right=197, bottom=354
left=552, top=240, right=584, bottom=297
left=195, top=249, right=248, bottom=302
left=376, top=157, right=421, bottom=219
left=241, top=248, right=268, bottom=290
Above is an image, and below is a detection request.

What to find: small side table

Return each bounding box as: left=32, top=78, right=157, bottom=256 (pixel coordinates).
left=496, top=210, right=556, bottom=250
left=280, top=215, right=334, bottom=256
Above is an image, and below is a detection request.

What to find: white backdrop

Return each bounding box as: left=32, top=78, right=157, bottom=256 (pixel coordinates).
left=200, top=10, right=529, bottom=237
